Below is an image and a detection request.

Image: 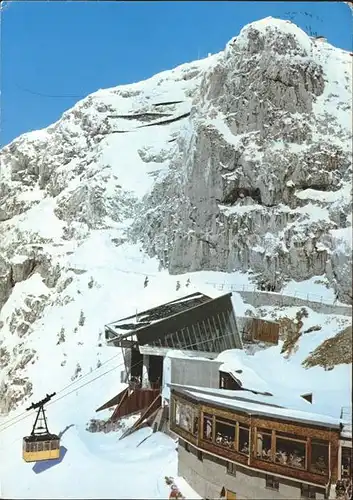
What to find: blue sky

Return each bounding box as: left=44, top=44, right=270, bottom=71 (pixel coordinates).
left=1, top=1, right=352, bottom=147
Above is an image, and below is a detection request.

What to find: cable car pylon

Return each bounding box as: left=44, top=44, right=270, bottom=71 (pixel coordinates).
left=23, top=392, right=61, bottom=463
left=26, top=392, right=55, bottom=436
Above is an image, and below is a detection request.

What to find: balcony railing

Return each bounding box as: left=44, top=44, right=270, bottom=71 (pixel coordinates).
left=170, top=420, right=333, bottom=487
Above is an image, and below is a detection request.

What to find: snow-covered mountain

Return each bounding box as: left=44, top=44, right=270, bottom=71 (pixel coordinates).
left=0, top=16, right=352, bottom=499
left=0, top=14, right=352, bottom=434
left=135, top=19, right=352, bottom=296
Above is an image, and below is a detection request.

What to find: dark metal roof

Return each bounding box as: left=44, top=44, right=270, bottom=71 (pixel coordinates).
left=105, top=292, right=241, bottom=353
left=106, top=292, right=213, bottom=339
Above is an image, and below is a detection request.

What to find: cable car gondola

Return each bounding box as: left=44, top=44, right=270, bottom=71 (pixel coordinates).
left=23, top=392, right=60, bottom=463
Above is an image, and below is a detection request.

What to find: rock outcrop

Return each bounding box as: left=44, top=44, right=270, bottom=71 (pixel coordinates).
left=0, top=17, right=351, bottom=409
left=133, top=20, right=352, bottom=301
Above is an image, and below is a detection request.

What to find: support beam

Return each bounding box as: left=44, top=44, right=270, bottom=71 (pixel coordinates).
left=142, top=354, right=151, bottom=388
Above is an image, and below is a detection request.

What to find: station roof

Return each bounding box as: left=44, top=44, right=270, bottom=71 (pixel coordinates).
left=105, top=292, right=213, bottom=339
left=170, top=384, right=342, bottom=430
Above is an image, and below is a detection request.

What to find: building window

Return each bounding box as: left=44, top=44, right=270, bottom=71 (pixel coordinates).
left=197, top=449, right=203, bottom=461
left=256, top=428, right=273, bottom=461
left=50, top=440, right=59, bottom=450
left=203, top=414, right=213, bottom=441
left=310, top=439, right=329, bottom=475
left=219, top=371, right=241, bottom=390
left=275, top=432, right=306, bottom=469
left=266, top=475, right=279, bottom=491
left=301, top=484, right=316, bottom=499
left=227, top=461, right=236, bottom=476
left=193, top=416, right=199, bottom=435
left=341, top=446, right=352, bottom=478
left=238, top=425, right=250, bottom=455
left=215, top=418, right=236, bottom=449
left=174, top=399, right=198, bottom=435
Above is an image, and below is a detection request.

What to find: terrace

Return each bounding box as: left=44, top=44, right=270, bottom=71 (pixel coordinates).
left=170, top=386, right=342, bottom=487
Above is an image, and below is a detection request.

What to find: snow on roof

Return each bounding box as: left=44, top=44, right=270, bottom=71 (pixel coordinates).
left=170, top=373, right=312, bottom=413
left=214, top=345, right=352, bottom=419
left=164, top=350, right=216, bottom=361
left=174, top=384, right=341, bottom=429
left=341, top=422, right=352, bottom=440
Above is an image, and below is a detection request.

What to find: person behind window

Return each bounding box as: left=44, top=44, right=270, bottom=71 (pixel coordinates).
left=315, top=455, right=326, bottom=473
left=241, top=442, right=249, bottom=453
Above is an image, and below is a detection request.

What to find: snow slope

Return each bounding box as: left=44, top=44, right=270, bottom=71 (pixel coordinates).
left=0, top=16, right=352, bottom=500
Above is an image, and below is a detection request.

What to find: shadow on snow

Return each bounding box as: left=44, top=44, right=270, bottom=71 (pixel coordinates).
left=31, top=425, right=74, bottom=474
left=32, top=446, right=68, bottom=474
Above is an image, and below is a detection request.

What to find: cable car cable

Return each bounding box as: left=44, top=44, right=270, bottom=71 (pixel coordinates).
left=0, top=329, right=236, bottom=438
left=0, top=274, right=204, bottom=429
left=0, top=273, right=182, bottom=429
left=0, top=348, right=125, bottom=429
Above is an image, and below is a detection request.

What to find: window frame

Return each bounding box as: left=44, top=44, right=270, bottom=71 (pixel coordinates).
left=238, top=424, right=250, bottom=455
left=202, top=413, right=214, bottom=442
left=341, top=446, right=352, bottom=478
left=214, top=417, right=237, bottom=450
left=172, top=396, right=199, bottom=436
left=255, top=427, right=273, bottom=462
left=274, top=432, right=307, bottom=470
left=309, top=439, right=330, bottom=476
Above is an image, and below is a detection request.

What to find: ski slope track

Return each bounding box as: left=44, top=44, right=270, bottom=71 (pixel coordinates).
left=0, top=17, right=351, bottom=499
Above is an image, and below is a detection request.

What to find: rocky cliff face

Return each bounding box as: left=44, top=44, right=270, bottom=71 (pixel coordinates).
left=134, top=19, right=352, bottom=301
left=0, top=17, right=351, bottom=410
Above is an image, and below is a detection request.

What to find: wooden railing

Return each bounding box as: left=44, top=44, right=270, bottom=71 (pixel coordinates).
left=170, top=420, right=334, bottom=487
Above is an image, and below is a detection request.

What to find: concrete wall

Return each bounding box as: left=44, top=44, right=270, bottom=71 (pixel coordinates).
left=178, top=441, right=326, bottom=500
left=205, top=283, right=352, bottom=317
left=170, top=357, right=221, bottom=389
left=162, top=356, right=221, bottom=404
left=237, top=290, right=352, bottom=317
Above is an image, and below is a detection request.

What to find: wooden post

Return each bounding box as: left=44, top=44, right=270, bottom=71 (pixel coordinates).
left=307, top=437, right=312, bottom=471
left=212, top=414, right=216, bottom=443
left=248, top=416, right=253, bottom=466
left=271, top=429, right=276, bottom=462
left=200, top=410, right=204, bottom=444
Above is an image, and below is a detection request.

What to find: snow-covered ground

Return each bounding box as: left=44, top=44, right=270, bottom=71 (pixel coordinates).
left=0, top=417, right=177, bottom=499
left=0, top=15, right=351, bottom=500
left=0, top=246, right=351, bottom=498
